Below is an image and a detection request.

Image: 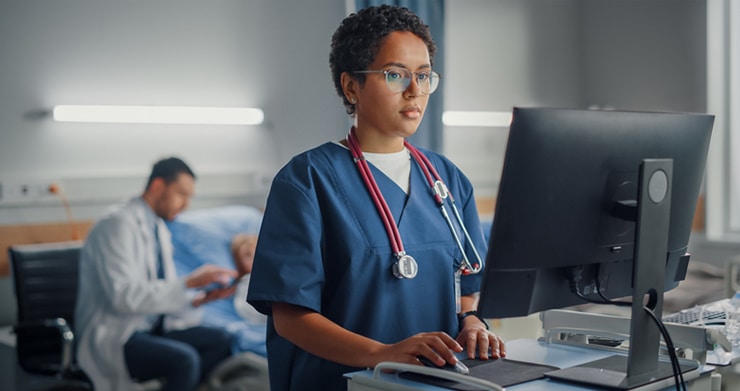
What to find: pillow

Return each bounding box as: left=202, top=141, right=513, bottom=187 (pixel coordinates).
left=167, top=205, right=263, bottom=276
left=171, top=205, right=263, bottom=239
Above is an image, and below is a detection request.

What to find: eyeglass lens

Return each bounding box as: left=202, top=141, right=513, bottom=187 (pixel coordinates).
left=385, top=68, right=439, bottom=94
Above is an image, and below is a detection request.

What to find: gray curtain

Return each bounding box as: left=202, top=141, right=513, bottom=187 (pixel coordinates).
left=354, top=0, right=444, bottom=152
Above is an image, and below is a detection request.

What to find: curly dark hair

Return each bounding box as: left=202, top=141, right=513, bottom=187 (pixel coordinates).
left=330, top=5, right=437, bottom=116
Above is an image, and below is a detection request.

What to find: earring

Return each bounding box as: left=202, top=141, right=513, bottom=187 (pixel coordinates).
left=350, top=97, right=356, bottom=104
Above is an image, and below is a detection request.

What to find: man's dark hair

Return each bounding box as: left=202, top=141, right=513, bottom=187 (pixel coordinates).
left=330, top=4, right=437, bottom=115
left=145, top=157, right=195, bottom=190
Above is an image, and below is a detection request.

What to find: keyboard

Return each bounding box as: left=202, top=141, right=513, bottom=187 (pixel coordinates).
left=662, top=307, right=727, bottom=326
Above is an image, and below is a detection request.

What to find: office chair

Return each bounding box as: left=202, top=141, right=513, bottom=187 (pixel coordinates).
left=9, top=241, right=93, bottom=391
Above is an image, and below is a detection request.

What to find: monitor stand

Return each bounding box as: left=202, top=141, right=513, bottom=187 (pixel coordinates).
left=545, top=159, right=698, bottom=390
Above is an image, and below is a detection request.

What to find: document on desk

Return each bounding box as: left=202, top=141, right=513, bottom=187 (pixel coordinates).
left=399, top=358, right=559, bottom=390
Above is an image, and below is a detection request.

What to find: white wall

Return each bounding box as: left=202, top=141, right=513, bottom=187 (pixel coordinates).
left=0, top=0, right=348, bottom=224
left=444, top=0, right=582, bottom=197
left=444, top=0, right=706, bottom=198
left=580, top=0, right=706, bottom=112
left=0, top=0, right=710, bottom=223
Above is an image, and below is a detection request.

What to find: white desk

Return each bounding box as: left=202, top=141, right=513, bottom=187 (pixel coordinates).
left=345, top=339, right=716, bottom=391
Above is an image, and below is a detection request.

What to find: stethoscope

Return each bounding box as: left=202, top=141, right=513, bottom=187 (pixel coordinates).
left=346, top=127, right=484, bottom=285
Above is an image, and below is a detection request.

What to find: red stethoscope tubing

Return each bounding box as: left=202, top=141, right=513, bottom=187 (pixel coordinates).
left=347, top=129, right=404, bottom=257
left=347, top=127, right=483, bottom=273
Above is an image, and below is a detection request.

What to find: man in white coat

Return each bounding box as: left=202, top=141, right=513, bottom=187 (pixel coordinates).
left=75, top=157, right=238, bottom=391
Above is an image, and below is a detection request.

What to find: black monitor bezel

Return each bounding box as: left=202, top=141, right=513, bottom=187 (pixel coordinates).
left=477, top=107, right=714, bottom=319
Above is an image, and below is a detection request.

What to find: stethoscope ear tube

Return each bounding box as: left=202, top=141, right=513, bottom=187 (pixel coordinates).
left=448, top=201, right=484, bottom=274
left=406, top=143, right=484, bottom=274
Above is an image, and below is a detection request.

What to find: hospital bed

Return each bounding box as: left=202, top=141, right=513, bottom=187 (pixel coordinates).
left=166, top=205, right=269, bottom=391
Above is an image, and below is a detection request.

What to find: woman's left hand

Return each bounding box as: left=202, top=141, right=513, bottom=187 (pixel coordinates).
left=456, top=317, right=506, bottom=360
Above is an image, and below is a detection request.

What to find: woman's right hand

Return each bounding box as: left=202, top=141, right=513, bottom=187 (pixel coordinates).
left=369, top=331, right=464, bottom=369
left=271, top=302, right=464, bottom=369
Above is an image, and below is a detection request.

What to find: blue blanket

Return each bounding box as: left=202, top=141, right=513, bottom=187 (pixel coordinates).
left=167, top=205, right=266, bottom=356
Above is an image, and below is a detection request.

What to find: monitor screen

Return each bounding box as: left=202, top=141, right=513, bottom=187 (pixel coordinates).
left=476, top=107, right=714, bottom=389
left=478, top=107, right=713, bottom=319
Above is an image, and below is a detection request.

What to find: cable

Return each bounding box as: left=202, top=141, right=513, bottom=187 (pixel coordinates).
left=644, top=306, right=687, bottom=391
left=569, top=271, right=686, bottom=391
left=48, top=183, right=81, bottom=240
left=569, top=267, right=619, bottom=306
left=595, top=286, right=685, bottom=391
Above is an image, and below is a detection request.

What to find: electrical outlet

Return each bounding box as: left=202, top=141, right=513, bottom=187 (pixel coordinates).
left=0, top=180, right=55, bottom=202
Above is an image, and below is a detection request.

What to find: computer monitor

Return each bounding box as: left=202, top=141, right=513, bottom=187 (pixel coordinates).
left=477, top=107, right=713, bottom=389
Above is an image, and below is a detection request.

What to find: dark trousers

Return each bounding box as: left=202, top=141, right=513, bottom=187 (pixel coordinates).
left=124, top=326, right=233, bottom=391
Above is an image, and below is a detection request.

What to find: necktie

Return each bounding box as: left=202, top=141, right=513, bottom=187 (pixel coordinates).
left=154, top=223, right=164, bottom=279
left=152, top=223, right=165, bottom=334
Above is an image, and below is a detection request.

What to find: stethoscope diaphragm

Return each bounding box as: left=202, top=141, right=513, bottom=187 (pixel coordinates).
left=392, top=254, right=419, bottom=279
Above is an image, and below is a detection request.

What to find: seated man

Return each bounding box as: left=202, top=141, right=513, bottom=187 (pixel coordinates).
left=75, top=157, right=238, bottom=391
left=167, top=205, right=267, bottom=357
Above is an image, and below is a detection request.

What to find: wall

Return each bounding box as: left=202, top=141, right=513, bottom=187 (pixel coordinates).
left=444, top=0, right=582, bottom=198
left=0, top=0, right=349, bottom=225
left=444, top=0, right=737, bottom=273
left=580, top=0, right=706, bottom=112
left=0, top=0, right=350, bottom=329
left=444, top=0, right=707, bottom=199
left=1, top=0, right=708, bottom=223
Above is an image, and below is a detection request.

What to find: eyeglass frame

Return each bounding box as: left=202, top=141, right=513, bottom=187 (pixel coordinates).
left=352, top=67, right=441, bottom=95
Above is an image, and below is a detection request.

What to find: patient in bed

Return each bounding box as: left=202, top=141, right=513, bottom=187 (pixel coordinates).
left=167, top=205, right=267, bottom=357
left=230, top=234, right=268, bottom=327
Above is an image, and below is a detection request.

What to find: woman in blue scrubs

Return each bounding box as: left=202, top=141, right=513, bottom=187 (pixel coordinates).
left=247, top=5, right=506, bottom=390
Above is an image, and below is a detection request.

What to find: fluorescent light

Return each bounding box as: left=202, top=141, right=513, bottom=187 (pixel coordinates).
left=442, top=111, right=512, bottom=127
left=53, top=105, right=264, bottom=125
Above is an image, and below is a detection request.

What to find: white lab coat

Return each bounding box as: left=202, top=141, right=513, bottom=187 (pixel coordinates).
left=75, top=197, right=196, bottom=391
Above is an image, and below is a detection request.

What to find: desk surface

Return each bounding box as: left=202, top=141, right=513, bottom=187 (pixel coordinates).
left=346, top=339, right=713, bottom=391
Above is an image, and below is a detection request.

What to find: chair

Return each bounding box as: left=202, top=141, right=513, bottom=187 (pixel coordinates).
left=9, top=241, right=93, bottom=391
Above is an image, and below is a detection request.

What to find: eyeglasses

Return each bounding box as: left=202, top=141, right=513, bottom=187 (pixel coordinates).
left=354, top=67, right=441, bottom=95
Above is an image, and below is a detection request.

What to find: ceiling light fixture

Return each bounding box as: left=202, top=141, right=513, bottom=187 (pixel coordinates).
left=52, top=105, right=264, bottom=125
left=442, top=111, right=512, bottom=128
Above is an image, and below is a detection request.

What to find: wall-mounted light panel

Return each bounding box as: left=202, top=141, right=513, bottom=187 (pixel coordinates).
left=442, top=111, right=512, bottom=128
left=52, top=105, right=265, bottom=125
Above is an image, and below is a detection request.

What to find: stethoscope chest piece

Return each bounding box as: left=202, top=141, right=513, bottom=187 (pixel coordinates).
left=392, top=254, right=418, bottom=279
left=346, top=126, right=482, bottom=281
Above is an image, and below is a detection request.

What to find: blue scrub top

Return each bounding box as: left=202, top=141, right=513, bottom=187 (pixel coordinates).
left=247, top=142, right=486, bottom=391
